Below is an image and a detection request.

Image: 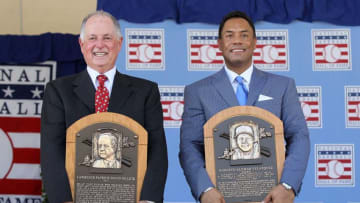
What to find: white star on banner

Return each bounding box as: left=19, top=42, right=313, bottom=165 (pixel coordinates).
left=2, top=86, right=15, bottom=98
left=31, top=86, right=43, bottom=99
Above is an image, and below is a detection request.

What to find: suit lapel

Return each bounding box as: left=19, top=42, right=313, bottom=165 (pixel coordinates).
left=73, top=71, right=96, bottom=112
left=247, top=67, right=268, bottom=105
left=108, top=72, right=133, bottom=112
left=211, top=68, right=239, bottom=107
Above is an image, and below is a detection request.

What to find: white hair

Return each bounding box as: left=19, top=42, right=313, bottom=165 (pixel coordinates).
left=79, top=10, right=122, bottom=41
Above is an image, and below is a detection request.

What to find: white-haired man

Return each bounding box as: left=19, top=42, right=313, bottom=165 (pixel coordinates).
left=41, top=10, right=168, bottom=203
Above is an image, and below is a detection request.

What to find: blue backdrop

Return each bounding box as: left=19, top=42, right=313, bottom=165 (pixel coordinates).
left=115, top=19, right=360, bottom=203
left=0, top=1, right=359, bottom=202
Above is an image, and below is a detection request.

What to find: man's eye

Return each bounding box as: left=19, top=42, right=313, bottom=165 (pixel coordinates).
left=242, top=34, right=249, bottom=39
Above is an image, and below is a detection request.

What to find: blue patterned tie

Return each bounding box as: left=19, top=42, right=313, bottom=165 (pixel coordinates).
left=235, top=76, right=248, bottom=106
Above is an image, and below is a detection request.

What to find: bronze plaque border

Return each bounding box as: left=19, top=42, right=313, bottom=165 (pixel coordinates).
left=204, top=106, right=285, bottom=203
left=66, top=112, right=148, bottom=203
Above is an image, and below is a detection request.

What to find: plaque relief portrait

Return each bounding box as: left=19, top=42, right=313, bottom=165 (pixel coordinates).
left=92, top=129, right=123, bottom=169
left=219, top=121, right=263, bottom=160
left=230, top=122, right=260, bottom=160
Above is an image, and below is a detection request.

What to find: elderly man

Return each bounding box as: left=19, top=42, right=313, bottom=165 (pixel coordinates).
left=92, top=132, right=121, bottom=169
left=41, top=11, right=168, bottom=203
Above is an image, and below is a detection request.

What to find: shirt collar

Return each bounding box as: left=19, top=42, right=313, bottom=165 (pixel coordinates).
left=87, top=66, right=116, bottom=88
left=224, top=63, right=254, bottom=85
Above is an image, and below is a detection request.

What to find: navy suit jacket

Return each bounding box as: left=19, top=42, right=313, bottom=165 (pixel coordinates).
left=41, top=70, right=168, bottom=203
left=179, top=67, right=310, bottom=200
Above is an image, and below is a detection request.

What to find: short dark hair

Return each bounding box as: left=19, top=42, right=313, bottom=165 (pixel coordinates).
left=218, top=10, right=256, bottom=39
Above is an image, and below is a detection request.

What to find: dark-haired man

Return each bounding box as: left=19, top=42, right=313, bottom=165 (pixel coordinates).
left=179, top=10, right=310, bottom=203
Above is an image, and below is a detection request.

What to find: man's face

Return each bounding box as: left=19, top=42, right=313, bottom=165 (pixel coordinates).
left=237, top=133, right=253, bottom=152
left=218, top=18, right=257, bottom=71
left=235, top=125, right=254, bottom=152
left=79, top=15, right=123, bottom=73
left=98, top=134, right=116, bottom=160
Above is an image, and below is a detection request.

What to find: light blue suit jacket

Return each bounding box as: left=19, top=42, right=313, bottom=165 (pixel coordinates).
left=179, top=67, right=310, bottom=200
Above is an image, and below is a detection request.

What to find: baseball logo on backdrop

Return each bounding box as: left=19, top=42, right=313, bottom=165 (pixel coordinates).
left=297, top=86, right=322, bottom=128
left=312, top=29, right=351, bottom=71
left=0, top=62, right=56, bottom=200
left=159, top=86, right=184, bottom=128
left=345, top=86, right=360, bottom=128
left=315, top=144, right=354, bottom=187
left=187, top=29, right=224, bottom=71
left=126, top=29, right=165, bottom=70
left=0, top=128, right=13, bottom=183
left=253, top=30, right=289, bottom=71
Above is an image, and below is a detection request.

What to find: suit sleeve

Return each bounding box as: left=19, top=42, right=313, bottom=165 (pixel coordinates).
left=140, top=83, right=168, bottom=203
left=40, top=82, right=73, bottom=203
left=280, top=79, right=310, bottom=195
left=179, top=85, right=214, bottom=200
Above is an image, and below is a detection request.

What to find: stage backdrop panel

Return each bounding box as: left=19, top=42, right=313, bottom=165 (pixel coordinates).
left=0, top=33, right=85, bottom=202
left=115, top=19, right=360, bottom=203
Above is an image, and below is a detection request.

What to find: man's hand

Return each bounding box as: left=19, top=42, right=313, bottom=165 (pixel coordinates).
left=263, top=184, right=295, bottom=203
left=200, top=188, right=225, bottom=203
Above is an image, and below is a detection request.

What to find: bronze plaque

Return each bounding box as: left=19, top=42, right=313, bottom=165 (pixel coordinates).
left=204, top=106, right=284, bottom=203
left=66, top=113, right=148, bottom=203
left=75, top=123, right=138, bottom=202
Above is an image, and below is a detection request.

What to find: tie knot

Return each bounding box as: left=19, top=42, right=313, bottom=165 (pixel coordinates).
left=97, top=75, right=108, bottom=87
left=235, top=76, right=244, bottom=84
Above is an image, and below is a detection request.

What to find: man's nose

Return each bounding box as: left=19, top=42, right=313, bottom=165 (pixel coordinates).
left=233, top=34, right=245, bottom=44
left=95, top=39, right=105, bottom=48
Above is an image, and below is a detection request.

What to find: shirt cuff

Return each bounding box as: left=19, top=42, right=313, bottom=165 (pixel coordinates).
left=199, top=187, right=214, bottom=200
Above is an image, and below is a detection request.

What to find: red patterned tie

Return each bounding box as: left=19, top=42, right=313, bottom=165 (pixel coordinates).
left=95, top=75, right=109, bottom=113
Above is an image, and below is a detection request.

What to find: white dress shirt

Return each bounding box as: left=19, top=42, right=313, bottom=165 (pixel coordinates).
left=224, top=63, right=254, bottom=94
left=87, top=66, right=116, bottom=97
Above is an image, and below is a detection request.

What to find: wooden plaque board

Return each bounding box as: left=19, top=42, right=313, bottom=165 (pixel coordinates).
left=66, top=112, right=148, bottom=203
left=204, top=106, right=285, bottom=203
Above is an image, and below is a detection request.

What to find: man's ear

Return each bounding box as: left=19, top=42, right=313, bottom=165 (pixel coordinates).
left=78, top=37, right=83, bottom=46
left=78, top=38, right=83, bottom=50
left=217, top=38, right=223, bottom=52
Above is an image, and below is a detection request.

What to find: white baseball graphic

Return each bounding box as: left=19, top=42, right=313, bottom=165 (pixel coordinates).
left=169, top=101, right=184, bottom=120
left=301, top=102, right=312, bottom=119
left=324, top=45, right=341, bottom=63
left=261, top=45, right=279, bottom=63
left=136, top=44, right=154, bottom=62
left=326, top=160, right=344, bottom=179
left=200, top=45, right=216, bottom=63
left=0, top=128, right=13, bottom=179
